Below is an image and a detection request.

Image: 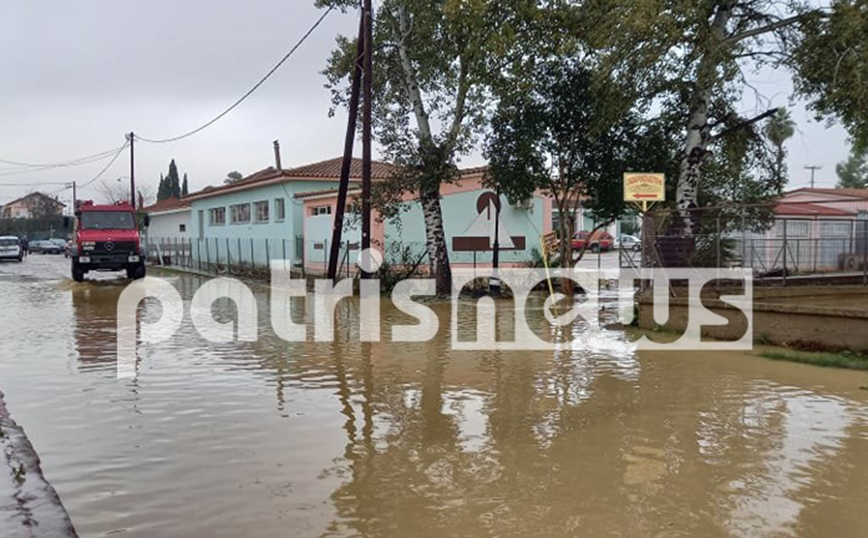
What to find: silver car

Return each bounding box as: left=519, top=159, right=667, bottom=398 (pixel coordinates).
left=0, top=236, right=23, bottom=262
left=616, top=234, right=642, bottom=251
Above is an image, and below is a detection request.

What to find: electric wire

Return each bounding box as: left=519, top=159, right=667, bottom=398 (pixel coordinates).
left=135, top=7, right=334, bottom=145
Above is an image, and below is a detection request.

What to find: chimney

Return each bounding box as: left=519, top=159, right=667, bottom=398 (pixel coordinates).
left=273, top=140, right=282, bottom=170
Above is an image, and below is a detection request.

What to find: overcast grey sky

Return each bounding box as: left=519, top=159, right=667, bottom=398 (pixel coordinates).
left=0, top=0, right=853, bottom=208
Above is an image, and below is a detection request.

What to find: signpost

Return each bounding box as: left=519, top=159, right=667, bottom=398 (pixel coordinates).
left=623, top=172, right=665, bottom=213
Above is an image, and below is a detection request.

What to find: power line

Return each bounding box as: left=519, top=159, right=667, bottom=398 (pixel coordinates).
left=135, top=7, right=335, bottom=145
left=38, top=143, right=129, bottom=198
left=0, top=142, right=127, bottom=185
left=0, top=145, right=125, bottom=170
left=0, top=145, right=128, bottom=179
left=78, top=142, right=129, bottom=189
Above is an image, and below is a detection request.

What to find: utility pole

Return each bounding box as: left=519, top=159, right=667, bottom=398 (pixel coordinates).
left=128, top=132, right=136, bottom=209
left=805, top=165, right=821, bottom=188
left=327, top=14, right=365, bottom=283
left=72, top=181, right=77, bottom=212
left=491, top=190, right=501, bottom=296
left=360, top=0, right=373, bottom=279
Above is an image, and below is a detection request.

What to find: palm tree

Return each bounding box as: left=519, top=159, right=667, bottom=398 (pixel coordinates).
left=764, top=108, right=796, bottom=187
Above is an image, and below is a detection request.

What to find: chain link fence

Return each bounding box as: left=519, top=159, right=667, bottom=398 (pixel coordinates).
left=641, top=207, right=868, bottom=283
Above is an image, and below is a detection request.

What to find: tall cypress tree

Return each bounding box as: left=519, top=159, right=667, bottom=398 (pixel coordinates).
left=181, top=173, right=189, bottom=196
left=168, top=160, right=181, bottom=199
left=157, top=173, right=168, bottom=201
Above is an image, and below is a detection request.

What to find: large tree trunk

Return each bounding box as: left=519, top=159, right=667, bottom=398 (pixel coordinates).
left=420, top=187, right=452, bottom=295
left=397, top=7, right=452, bottom=295
left=676, top=1, right=735, bottom=235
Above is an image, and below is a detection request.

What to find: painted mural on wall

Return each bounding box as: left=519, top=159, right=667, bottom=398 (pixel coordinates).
left=452, top=192, right=526, bottom=252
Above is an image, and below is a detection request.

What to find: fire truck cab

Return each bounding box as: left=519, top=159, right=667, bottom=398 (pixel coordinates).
left=68, top=200, right=149, bottom=282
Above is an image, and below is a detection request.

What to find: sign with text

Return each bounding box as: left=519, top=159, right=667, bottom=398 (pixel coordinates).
left=624, top=173, right=665, bottom=202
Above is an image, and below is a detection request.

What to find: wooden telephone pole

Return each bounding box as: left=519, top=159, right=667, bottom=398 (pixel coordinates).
left=360, top=0, right=373, bottom=278
left=128, top=132, right=137, bottom=209
left=804, top=165, right=821, bottom=188
left=327, top=7, right=372, bottom=282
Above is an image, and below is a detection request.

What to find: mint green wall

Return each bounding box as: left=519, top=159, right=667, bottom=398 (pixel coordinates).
left=383, top=190, right=545, bottom=265
left=190, top=180, right=340, bottom=264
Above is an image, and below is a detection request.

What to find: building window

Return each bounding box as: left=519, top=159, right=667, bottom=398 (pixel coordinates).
left=254, top=200, right=269, bottom=223
left=230, top=203, right=251, bottom=224
left=775, top=220, right=810, bottom=237
left=820, top=221, right=850, bottom=237
left=311, top=205, right=332, bottom=216
left=275, top=198, right=286, bottom=221
left=209, top=207, right=226, bottom=226
left=179, top=224, right=186, bottom=233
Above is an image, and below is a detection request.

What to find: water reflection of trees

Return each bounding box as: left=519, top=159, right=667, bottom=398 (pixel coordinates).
left=87, top=275, right=867, bottom=535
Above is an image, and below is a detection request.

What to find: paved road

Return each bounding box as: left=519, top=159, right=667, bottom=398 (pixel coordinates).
left=0, top=253, right=126, bottom=282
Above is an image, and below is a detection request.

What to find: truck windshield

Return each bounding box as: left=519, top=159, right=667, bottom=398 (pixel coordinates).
left=80, top=212, right=136, bottom=230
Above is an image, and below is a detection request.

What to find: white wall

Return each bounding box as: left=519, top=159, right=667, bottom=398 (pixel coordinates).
left=147, top=210, right=190, bottom=242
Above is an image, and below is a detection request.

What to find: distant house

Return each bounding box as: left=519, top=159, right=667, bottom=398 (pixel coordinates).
left=142, top=196, right=192, bottom=242
left=1, top=192, right=65, bottom=219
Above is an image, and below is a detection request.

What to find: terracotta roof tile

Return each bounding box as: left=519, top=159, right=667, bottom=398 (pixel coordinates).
left=186, top=157, right=399, bottom=201
left=142, top=197, right=191, bottom=214
left=787, top=187, right=868, bottom=199
left=775, top=201, right=856, bottom=216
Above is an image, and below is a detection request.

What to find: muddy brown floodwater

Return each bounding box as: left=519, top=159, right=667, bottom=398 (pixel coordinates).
left=1, top=256, right=868, bottom=537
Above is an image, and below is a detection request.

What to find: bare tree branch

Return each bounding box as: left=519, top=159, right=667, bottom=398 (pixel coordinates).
left=726, top=13, right=808, bottom=43
left=709, top=107, right=780, bottom=142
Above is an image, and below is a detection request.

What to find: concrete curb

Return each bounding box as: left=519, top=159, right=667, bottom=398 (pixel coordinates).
left=0, top=390, right=77, bottom=537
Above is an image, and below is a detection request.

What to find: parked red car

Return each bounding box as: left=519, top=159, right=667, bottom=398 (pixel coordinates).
left=571, top=230, right=613, bottom=253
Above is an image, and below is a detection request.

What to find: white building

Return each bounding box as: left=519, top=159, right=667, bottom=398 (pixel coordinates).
left=142, top=197, right=191, bottom=244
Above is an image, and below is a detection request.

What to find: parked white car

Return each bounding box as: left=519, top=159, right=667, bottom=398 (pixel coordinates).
left=0, top=236, right=23, bottom=262
left=616, top=234, right=642, bottom=251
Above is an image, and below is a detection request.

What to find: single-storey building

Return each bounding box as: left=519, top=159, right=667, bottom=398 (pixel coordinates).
left=185, top=155, right=398, bottom=269
left=298, top=166, right=582, bottom=274
left=142, top=197, right=191, bottom=241
left=739, top=188, right=868, bottom=272
left=141, top=147, right=636, bottom=274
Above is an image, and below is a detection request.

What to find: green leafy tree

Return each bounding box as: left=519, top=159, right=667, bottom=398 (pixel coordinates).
left=836, top=147, right=868, bottom=189
left=578, top=0, right=868, bottom=233
left=484, top=61, right=676, bottom=266
left=182, top=173, right=189, bottom=196
left=316, top=0, right=531, bottom=295
left=224, top=170, right=244, bottom=185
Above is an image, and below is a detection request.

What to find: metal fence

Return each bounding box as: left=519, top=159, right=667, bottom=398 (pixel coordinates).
left=641, top=209, right=868, bottom=283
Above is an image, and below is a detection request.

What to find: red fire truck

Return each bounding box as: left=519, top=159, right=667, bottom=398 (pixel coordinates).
left=67, top=200, right=149, bottom=282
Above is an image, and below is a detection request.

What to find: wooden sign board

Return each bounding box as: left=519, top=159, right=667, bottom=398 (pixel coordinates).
left=624, top=173, right=665, bottom=202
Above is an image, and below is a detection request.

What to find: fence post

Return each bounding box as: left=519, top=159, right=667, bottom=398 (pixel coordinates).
left=225, top=237, right=231, bottom=274
left=782, top=219, right=788, bottom=287
left=206, top=238, right=211, bottom=272
left=250, top=238, right=255, bottom=270
left=862, top=221, right=867, bottom=285
left=266, top=238, right=270, bottom=270
left=282, top=238, right=287, bottom=262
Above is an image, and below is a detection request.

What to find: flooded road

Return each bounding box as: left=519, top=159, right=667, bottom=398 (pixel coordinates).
left=1, top=256, right=867, bottom=537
